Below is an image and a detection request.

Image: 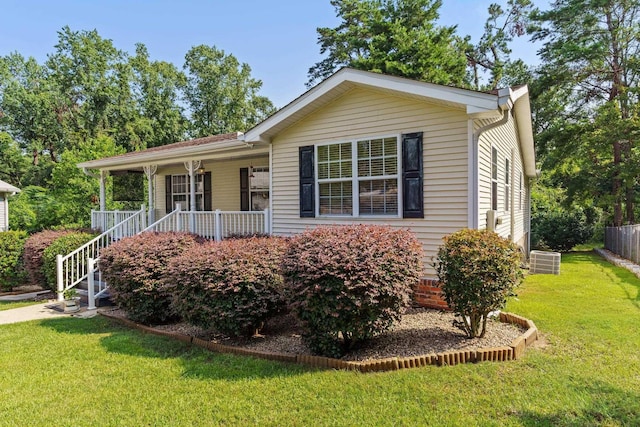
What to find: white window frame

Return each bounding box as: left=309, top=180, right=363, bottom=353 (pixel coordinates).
left=491, top=146, right=498, bottom=211
left=171, top=173, right=205, bottom=211
left=519, top=172, right=523, bottom=211
left=249, top=166, right=269, bottom=212
left=504, top=157, right=510, bottom=212
left=315, top=134, right=402, bottom=218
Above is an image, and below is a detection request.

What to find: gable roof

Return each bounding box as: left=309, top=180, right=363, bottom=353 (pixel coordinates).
left=0, top=179, right=20, bottom=193
left=244, top=68, right=505, bottom=144
left=78, top=68, right=535, bottom=177
left=243, top=68, right=535, bottom=177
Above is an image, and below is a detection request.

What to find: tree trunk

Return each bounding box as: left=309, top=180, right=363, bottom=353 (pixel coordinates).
left=613, top=140, right=623, bottom=226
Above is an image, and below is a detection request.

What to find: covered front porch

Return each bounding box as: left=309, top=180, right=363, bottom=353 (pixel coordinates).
left=80, top=132, right=273, bottom=239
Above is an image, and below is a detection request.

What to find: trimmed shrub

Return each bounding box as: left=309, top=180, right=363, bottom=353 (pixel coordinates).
left=42, top=232, right=98, bottom=292
left=23, top=230, right=74, bottom=286
left=0, top=230, right=28, bottom=290
left=282, top=225, right=424, bottom=358
left=99, top=232, right=202, bottom=324
left=168, top=237, right=288, bottom=337
left=434, top=229, right=523, bottom=339
left=531, top=208, right=593, bottom=252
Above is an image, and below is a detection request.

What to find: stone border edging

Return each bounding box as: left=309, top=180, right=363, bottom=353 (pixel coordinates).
left=99, top=311, right=538, bottom=373
left=594, top=248, right=640, bottom=278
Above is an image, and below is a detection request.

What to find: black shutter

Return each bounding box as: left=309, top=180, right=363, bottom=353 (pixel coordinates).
left=299, top=145, right=315, bottom=217
left=240, top=168, right=249, bottom=211
left=204, top=172, right=212, bottom=211
left=165, top=175, right=172, bottom=213
left=402, top=132, right=424, bottom=218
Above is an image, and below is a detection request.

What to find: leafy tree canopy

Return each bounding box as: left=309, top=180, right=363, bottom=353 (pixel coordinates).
left=307, top=0, right=469, bottom=87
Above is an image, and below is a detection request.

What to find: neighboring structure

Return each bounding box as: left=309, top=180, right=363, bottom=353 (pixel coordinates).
left=0, top=179, right=20, bottom=231
left=78, top=68, right=536, bottom=283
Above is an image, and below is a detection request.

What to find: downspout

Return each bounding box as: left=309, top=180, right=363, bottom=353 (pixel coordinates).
left=470, top=108, right=510, bottom=229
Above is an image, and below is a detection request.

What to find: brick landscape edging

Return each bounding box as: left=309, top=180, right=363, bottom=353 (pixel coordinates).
left=99, top=311, right=538, bottom=373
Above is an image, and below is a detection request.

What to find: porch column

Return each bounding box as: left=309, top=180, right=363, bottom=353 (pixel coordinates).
left=184, top=160, right=201, bottom=233
left=143, top=165, right=158, bottom=225
left=99, top=170, right=108, bottom=212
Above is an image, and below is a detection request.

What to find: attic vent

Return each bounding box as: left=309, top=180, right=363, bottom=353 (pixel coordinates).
left=530, top=250, right=561, bottom=275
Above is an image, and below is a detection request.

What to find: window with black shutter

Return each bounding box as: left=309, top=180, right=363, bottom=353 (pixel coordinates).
left=299, top=146, right=315, bottom=217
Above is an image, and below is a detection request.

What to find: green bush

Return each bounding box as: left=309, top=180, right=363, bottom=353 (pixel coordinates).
left=282, top=225, right=423, bottom=358
left=0, top=231, right=28, bottom=290
left=42, top=232, right=97, bottom=292
left=168, top=237, right=288, bottom=337
left=435, top=229, right=523, bottom=338
left=99, top=232, right=202, bottom=324
left=531, top=208, right=594, bottom=252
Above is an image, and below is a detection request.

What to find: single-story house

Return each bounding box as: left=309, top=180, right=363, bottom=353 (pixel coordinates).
left=78, top=68, right=536, bottom=303
left=0, top=179, right=20, bottom=232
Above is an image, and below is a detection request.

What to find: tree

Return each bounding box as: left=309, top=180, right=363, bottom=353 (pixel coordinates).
left=46, top=26, right=146, bottom=151
left=307, top=0, right=468, bottom=87
left=183, top=45, right=275, bottom=137
left=0, top=53, right=66, bottom=165
left=466, top=0, right=533, bottom=90
left=49, top=135, right=125, bottom=228
left=0, top=132, right=29, bottom=186
left=130, top=44, right=188, bottom=147
left=531, top=0, right=640, bottom=225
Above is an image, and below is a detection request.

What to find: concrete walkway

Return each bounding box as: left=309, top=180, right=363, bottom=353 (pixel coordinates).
left=0, top=291, right=97, bottom=325
left=0, top=301, right=72, bottom=325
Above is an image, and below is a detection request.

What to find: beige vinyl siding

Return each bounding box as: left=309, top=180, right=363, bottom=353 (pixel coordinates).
left=271, top=87, right=469, bottom=276
left=153, top=156, right=269, bottom=214
left=477, top=112, right=528, bottom=247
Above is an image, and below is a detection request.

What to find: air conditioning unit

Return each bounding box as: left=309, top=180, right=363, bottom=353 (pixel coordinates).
left=530, top=250, right=561, bottom=275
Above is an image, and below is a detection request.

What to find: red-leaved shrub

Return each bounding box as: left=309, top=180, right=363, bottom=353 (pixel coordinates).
left=282, top=225, right=424, bottom=357
left=99, top=232, right=202, bottom=324
left=23, top=230, right=75, bottom=286
left=168, top=237, right=288, bottom=336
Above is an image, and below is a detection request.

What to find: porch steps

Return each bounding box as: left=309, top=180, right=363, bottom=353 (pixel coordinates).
left=76, top=280, right=115, bottom=307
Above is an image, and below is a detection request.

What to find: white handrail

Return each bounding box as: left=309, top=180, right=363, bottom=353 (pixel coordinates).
left=81, top=207, right=272, bottom=308
left=56, top=206, right=146, bottom=301
left=91, top=209, right=143, bottom=231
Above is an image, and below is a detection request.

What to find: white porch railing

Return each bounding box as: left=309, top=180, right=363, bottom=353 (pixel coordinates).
left=92, top=208, right=145, bottom=232
left=82, top=207, right=271, bottom=309
left=56, top=206, right=147, bottom=303
left=143, top=207, right=271, bottom=241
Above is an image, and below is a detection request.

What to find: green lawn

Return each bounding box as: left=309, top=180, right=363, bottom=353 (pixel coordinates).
left=0, top=300, right=43, bottom=311
left=0, top=251, right=638, bottom=426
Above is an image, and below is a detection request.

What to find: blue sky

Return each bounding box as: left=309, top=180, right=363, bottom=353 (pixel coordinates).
left=0, top=0, right=546, bottom=108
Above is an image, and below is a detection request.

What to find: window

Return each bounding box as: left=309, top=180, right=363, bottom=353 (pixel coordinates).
left=519, top=173, right=523, bottom=211
left=317, top=137, right=399, bottom=216
left=171, top=174, right=205, bottom=211
left=504, top=158, right=510, bottom=212
left=249, top=166, right=269, bottom=211
left=491, top=147, right=498, bottom=211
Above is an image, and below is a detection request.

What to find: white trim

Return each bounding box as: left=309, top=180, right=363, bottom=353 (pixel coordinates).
left=467, top=119, right=477, bottom=229
left=244, top=68, right=500, bottom=144
left=491, top=145, right=498, bottom=212
left=77, top=138, right=254, bottom=170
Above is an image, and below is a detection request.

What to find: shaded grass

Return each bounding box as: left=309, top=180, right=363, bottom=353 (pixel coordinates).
left=0, top=251, right=638, bottom=426
left=0, top=300, right=43, bottom=311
